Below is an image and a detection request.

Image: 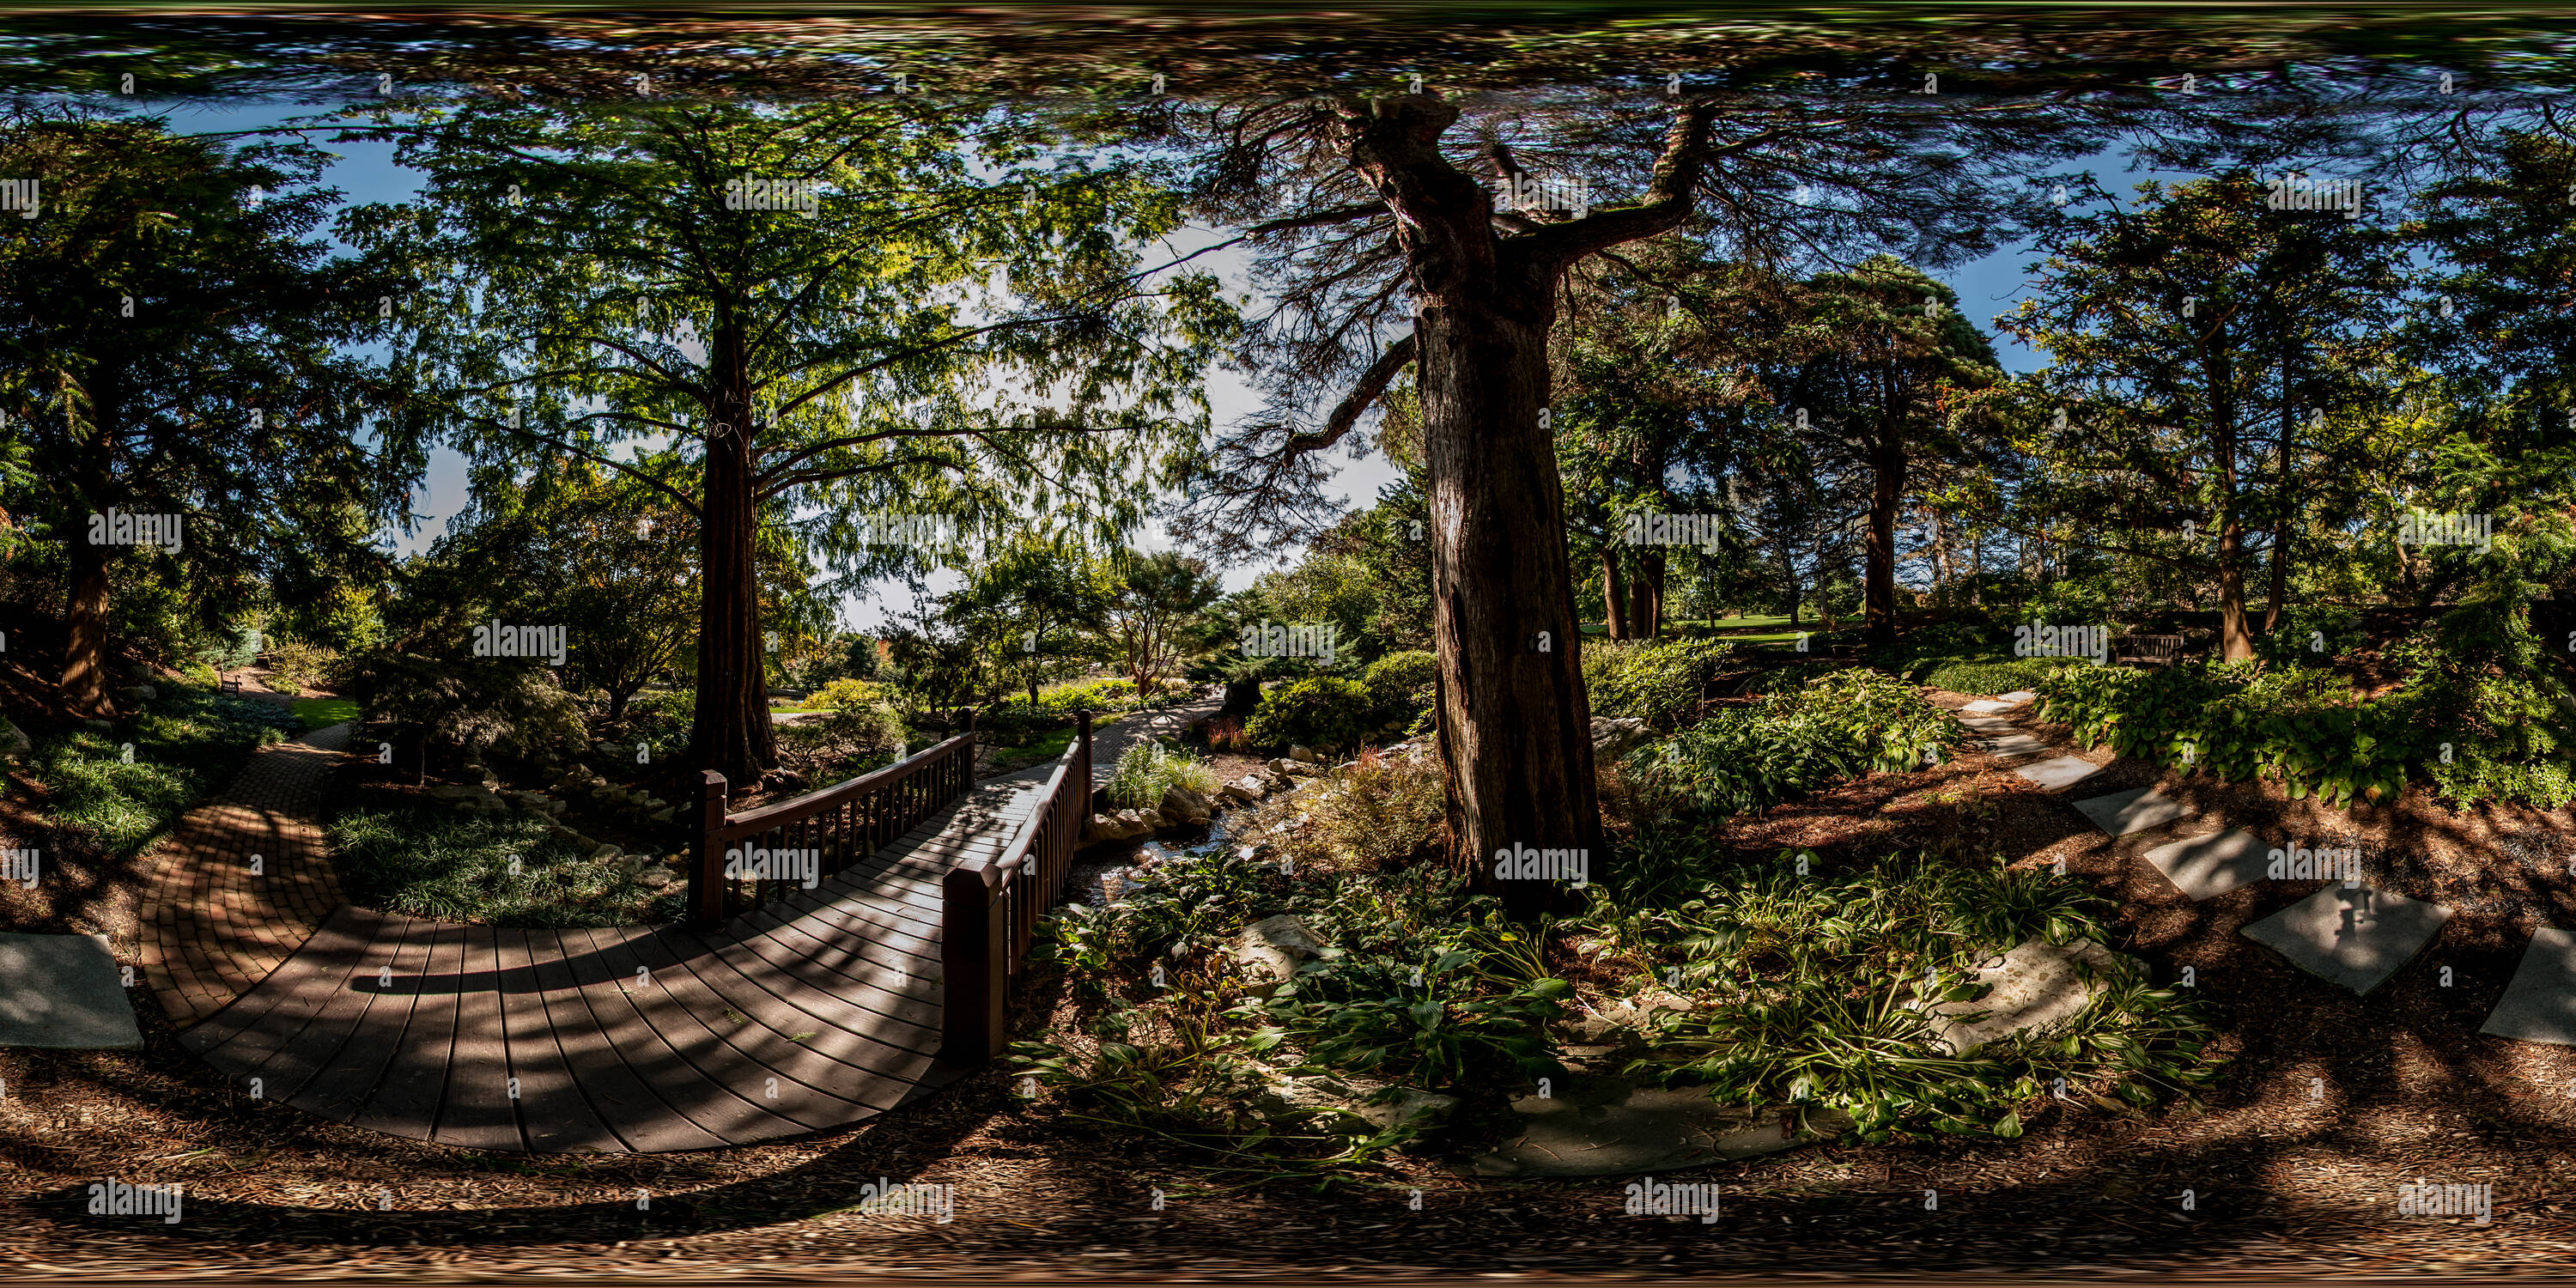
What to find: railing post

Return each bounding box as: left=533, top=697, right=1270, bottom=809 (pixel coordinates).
left=690, top=769, right=728, bottom=930
left=941, top=867, right=1007, bottom=1065
left=962, top=707, right=978, bottom=796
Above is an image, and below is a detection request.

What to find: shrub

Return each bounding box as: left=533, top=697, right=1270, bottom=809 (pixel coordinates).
left=806, top=677, right=886, bottom=711
left=1916, top=654, right=2089, bottom=696
left=1629, top=670, right=1962, bottom=817
left=2254, top=605, right=2366, bottom=665
left=179, top=659, right=220, bottom=690
left=1203, top=715, right=1254, bottom=755
left=1242, top=749, right=1449, bottom=872
left=1360, top=651, right=1439, bottom=726
left=1244, top=675, right=1376, bottom=752
left=1037, top=677, right=1138, bottom=718
left=259, top=638, right=343, bottom=696
left=778, top=702, right=909, bottom=775
left=347, top=650, right=589, bottom=768
left=1583, top=637, right=1737, bottom=728
left=1106, top=739, right=1223, bottom=811
left=2034, top=660, right=2432, bottom=807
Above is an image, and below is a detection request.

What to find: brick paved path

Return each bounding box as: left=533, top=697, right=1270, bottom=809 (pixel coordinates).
left=137, top=720, right=353, bottom=1029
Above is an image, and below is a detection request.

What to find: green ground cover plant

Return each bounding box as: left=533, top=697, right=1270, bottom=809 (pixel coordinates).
left=328, top=787, right=676, bottom=927
left=30, top=690, right=301, bottom=859
left=1577, top=843, right=2222, bottom=1143
left=1628, top=670, right=1963, bottom=817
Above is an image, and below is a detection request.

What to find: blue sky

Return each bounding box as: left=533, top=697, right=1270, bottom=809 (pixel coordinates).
left=157, top=99, right=2101, bottom=632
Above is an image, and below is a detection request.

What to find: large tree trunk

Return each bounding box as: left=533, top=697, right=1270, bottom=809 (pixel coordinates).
left=62, top=536, right=114, bottom=718
left=2216, top=516, right=2255, bottom=661
left=2264, top=522, right=2292, bottom=632
left=1862, top=416, right=1905, bottom=648
left=1632, top=547, right=1664, bottom=638
left=690, top=346, right=779, bottom=789
left=1601, top=549, right=1629, bottom=641
left=1342, top=94, right=1604, bottom=917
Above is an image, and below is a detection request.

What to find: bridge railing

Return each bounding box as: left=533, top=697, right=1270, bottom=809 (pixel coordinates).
left=942, top=710, right=1092, bottom=1065
left=688, top=709, right=979, bottom=928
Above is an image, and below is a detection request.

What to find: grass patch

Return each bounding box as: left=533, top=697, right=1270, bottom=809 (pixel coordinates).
left=30, top=690, right=301, bottom=859
left=327, top=787, right=677, bottom=927
left=987, top=726, right=1078, bottom=775
left=292, top=697, right=361, bottom=730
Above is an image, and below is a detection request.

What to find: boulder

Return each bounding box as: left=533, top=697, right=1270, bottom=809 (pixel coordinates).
left=1080, top=811, right=1154, bottom=846
left=1267, top=757, right=1299, bottom=775
left=647, top=806, right=676, bottom=824
left=1160, top=785, right=1212, bottom=826
left=81, top=719, right=114, bottom=733
left=0, top=719, right=30, bottom=762
left=1224, top=914, right=1328, bottom=996
left=1290, top=744, right=1321, bottom=764
left=122, top=683, right=158, bottom=703
left=1219, top=775, right=1267, bottom=804
left=592, top=843, right=622, bottom=860
left=1590, top=716, right=1653, bottom=760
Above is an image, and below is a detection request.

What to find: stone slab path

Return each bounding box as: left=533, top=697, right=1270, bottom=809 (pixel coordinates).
left=2015, top=756, right=2106, bottom=791
left=2073, top=787, right=2191, bottom=837
left=1919, top=938, right=2136, bottom=1057
left=2482, top=927, right=2576, bottom=1045
left=2141, top=829, right=2271, bottom=901
left=1469, top=1079, right=1850, bottom=1178
left=137, top=721, right=354, bottom=1029
left=0, top=931, right=143, bottom=1048
left=2241, top=884, right=2452, bottom=996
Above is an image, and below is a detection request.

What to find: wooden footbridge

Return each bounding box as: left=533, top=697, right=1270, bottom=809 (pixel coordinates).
left=169, top=714, right=1098, bottom=1153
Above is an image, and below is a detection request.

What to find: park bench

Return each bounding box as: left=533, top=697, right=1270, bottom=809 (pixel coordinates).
left=2115, top=634, right=2184, bottom=666
left=218, top=674, right=243, bottom=695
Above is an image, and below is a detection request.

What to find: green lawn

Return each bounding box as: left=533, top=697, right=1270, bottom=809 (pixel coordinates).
left=293, top=696, right=361, bottom=729
left=986, top=726, right=1078, bottom=775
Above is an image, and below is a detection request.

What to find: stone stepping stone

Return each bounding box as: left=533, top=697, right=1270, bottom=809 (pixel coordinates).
left=1962, top=699, right=2014, bottom=714
left=1918, top=937, right=2139, bottom=1055
left=1958, top=715, right=2016, bottom=732
left=2015, top=756, right=2105, bottom=791
left=2074, top=787, right=2191, bottom=837
left=1978, top=732, right=2049, bottom=760
left=2241, top=884, right=2451, bottom=996
left=2482, top=927, right=2576, bottom=1045
left=2141, top=829, right=2269, bottom=901
left=1997, top=690, right=2039, bottom=704
left=1469, top=1079, right=1851, bottom=1177
left=0, top=932, right=143, bottom=1049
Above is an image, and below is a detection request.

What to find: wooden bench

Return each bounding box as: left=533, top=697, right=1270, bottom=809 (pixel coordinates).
left=2115, top=634, right=2185, bottom=666
left=218, top=675, right=243, bottom=695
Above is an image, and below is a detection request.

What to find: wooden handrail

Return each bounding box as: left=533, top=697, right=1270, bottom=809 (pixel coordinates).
left=687, top=708, right=979, bottom=929
left=723, top=731, right=971, bottom=834
left=942, top=709, right=1091, bottom=1064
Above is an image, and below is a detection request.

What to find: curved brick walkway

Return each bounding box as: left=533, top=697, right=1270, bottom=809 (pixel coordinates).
left=137, top=721, right=353, bottom=1029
